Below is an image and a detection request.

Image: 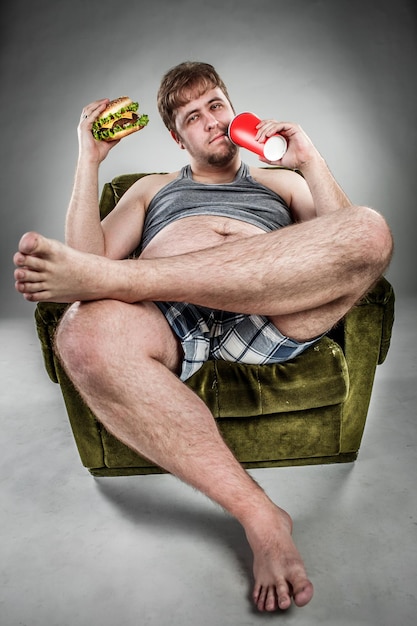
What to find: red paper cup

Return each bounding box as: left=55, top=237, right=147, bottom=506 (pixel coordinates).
left=228, top=112, right=287, bottom=161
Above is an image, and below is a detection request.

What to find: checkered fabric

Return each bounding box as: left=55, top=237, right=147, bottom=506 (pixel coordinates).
left=156, top=302, right=321, bottom=381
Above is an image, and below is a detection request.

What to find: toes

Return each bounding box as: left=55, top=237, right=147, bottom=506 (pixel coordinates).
left=18, top=232, right=42, bottom=256
left=14, top=254, right=46, bottom=272
left=253, top=585, right=267, bottom=611
left=14, top=266, right=45, bottom=284
left=13, top=252, right=27, bottom=267
left=265, top=586, right=280, bottom=611
left=253, top=585, right=274, bottom=612
left=15, top=279, right=45, bottom=295
left=14, top=268, right=25, bottom=282
left=293, top=580, right=314, bottom=607
left=276, top=580, right=292, bottom=610
left=253, top=577, right=313, bottom=612
left=14, top=232, right=50, bottom=271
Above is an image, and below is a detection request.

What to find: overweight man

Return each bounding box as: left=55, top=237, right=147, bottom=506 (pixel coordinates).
left=14, top=62, right=393, bottom=612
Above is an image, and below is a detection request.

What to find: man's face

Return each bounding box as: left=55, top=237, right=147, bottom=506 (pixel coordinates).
left=172, top=87, right=238, bottom=166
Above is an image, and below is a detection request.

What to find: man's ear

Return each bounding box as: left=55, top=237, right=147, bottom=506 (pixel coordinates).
left=170, top=130, right=185, bottom=150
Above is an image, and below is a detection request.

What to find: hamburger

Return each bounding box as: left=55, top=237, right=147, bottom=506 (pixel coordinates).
left=92, top=96, right=149, bottom=141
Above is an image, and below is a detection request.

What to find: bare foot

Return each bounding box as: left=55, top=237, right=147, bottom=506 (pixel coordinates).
left=245, top=506, right=314, bottom=612
left=14, top=232, right=124, bottom=303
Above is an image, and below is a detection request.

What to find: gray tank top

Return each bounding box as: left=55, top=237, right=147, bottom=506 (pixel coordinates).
left=140, top=162, right=292, bottom=251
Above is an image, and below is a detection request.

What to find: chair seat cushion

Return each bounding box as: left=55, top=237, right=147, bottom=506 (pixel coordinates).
left=99, top=337, right=347, bottom=469
left=187, top=336, right=349, bottom=418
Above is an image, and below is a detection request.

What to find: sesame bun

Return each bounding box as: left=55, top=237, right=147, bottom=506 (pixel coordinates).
left=100, top=96, right=133, bottom=117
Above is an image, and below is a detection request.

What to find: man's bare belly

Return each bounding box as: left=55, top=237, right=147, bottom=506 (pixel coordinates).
left=139, top=215, right=267, bottom=260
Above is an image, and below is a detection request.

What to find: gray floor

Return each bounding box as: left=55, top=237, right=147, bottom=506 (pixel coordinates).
left=1, top=298, right=416, bottom=626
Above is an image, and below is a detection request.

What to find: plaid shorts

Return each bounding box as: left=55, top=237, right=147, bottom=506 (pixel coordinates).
left=156, top=302, right=321, bottom=381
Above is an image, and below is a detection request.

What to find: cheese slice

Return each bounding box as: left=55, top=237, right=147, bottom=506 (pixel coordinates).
left=100, top=111, right=136, bottom=129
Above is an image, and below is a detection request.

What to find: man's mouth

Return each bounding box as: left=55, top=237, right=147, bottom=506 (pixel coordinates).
left=209, top=132, right=228, bottom=144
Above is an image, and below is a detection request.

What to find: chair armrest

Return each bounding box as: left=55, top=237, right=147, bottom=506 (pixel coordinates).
left=337, top=276, right=395, bottom=453
left=358, top=276, right=395, bottom=364
left=35, top=303, right=69, bottom=383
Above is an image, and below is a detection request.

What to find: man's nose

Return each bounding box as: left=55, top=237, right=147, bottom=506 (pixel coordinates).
left=205, top=113, right=219, bottom=130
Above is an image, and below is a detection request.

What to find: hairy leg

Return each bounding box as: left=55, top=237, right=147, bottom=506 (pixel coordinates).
left=14, top=205, right=392, bottom=338
left=56, top=299, right=314, bottom=611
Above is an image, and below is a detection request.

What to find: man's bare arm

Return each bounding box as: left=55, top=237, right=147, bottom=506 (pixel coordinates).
left=256, top=121, right=352, bottom=221
left=298, top=153, right=351, bottom=216
left=65, top=99, right=116, bottom=255
left=65, top=99, right=150, bottom=261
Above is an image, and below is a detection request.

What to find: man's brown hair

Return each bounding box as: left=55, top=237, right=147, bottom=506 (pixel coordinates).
left=157, top=61, right=234, bottom=132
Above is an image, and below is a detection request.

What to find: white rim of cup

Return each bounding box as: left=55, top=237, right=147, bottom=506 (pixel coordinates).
left=263, top=135, right=287, bottom=161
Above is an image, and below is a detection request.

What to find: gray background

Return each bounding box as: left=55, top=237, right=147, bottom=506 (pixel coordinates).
left=2, top=0, right=416, bottom=318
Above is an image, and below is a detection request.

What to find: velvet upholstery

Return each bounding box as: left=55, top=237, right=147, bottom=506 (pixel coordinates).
left=34, top=172, right=395, bottom=476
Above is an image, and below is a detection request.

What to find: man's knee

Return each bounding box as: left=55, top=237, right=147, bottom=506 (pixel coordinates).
left=355, top=206, right=393, bottom=273
left=55, top=299, right=182, bottom=379
left=55, top=300, right=116, bottom=376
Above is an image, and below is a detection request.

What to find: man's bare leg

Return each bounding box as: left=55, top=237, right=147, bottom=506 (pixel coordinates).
left=14, top=205, right=392, bottom=340
left=55, top=299, right=314, bottom=612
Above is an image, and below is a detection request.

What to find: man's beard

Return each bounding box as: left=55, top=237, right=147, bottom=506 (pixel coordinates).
left=207, top=140, right=238, bottom=166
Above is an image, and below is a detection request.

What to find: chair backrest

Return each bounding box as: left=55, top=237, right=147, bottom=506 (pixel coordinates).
left=99, top=173, right=166, bottom=219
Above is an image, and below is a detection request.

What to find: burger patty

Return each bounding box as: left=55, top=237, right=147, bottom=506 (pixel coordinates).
left=112, top=113, right=138, bottom=129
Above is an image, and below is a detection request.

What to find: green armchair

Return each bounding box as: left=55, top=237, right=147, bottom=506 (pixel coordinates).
left=34, top=172, right=395, bottom=477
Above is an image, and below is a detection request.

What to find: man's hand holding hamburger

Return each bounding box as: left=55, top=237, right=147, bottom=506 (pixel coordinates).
left=78, top=96, right=149, bottom=165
